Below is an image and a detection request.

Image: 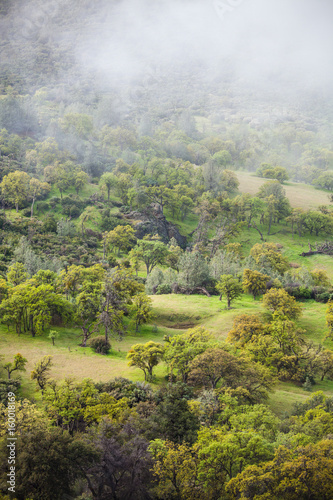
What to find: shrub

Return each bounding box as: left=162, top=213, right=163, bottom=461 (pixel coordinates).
left=315, top=291, right=333, bottom=303
left=70, top=205, right=81, bottom=218
left=119, top=205, right=131, bottom=213
left=156, top=283, right=172, bottom=295
left=37, top=201, right=50, bottom=212
left=21, top=208, right=32, bottom=217
left=88, top=336, right=111, bottom=354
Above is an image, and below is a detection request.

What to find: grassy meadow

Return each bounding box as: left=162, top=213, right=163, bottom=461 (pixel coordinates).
left=237, top=171, right=332, bottom=210
left=1, top=290, right=333, bottom=414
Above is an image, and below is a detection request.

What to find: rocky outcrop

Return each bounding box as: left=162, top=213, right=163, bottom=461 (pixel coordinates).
left=124, top=208, right=187, bottom=249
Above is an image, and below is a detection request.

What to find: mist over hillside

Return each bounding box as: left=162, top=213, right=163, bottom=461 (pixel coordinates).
left=0, top=0, right=333, bottom=179
left=2, top=0, right=333, bottom=102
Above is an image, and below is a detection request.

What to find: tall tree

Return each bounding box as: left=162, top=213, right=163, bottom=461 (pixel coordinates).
left=129, top=238, right=169, bottom=276
left=0, top=170, right=30, bottom=212
left=216, top=274, right=243, bottom=308
left=127, top=341, right=164, bottom=381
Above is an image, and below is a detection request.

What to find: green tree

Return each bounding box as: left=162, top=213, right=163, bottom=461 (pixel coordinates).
left=54, top=167, right=70, bottom=199
left=106, top=224, right=136, bottom=256
left=127, top=341, right=164, bottom=381
left=263, top=288, right=302, bottom=319
left=150, top=383, right=200, bottom=445
left=29, top=177, right=50, bottom=218
left=216, top=274, right=243, bottom=308
left=7, top=262, right=28, bottom=286
left=242, top=269, right=270, bottom=299
left=74, top=170, right=89, bottom=195
left=2, top=353, right=27, bottom=379
left=129, top=238, right=169, bottom=276
left=75, top=282, right=102, bottom=347
left=164, top=327, right=213, bottom=383
left=221, top=169, right=239, bottom=193
left=99, top=172, right=118, bottom=202
left=198, top=427, right=274, bottom=497
left=31, top=355, right=53, bottom=393
left=0, top=426, right=98, bottom=500
left=145, top=185, right=172, bottom=214
left=78, top=206, right=99, bottom=237
left=0, top=170, right=30, bottom=212
left=177, top=251, right=210, bottom=291
left=326, top=300, right=333, bottom=339
left=130, top=292, right=153, bottom=332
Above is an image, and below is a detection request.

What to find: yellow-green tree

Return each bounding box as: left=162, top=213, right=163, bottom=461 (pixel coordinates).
left=262, top=287, right=302, bottom=319
left=226, top=440, right=333, bottom=500
left=29, top=177, right=50, bottom=217
left=0, top=170, right=30, bottom=212
left=149, top=440, right=202, bottom=500
left=31, top=355, right=53, bottom=393
left=311, top=268, right=330, bottom=287
left=250, top=242, right=289, bottom=273
left=130, top=292, right=153, bottom=332
left=3, top=353, right=27, bottom=379
left=127, top=341, right=164, bottom=381
left=227, top=314, right=265, bottom=347
left=7, top=262, right=28, bottom=286
left=106, top=225, right=136, bottom=256
left=216, top=274, right=243, bottom=308
left=242, top=269, right=270, bottom=299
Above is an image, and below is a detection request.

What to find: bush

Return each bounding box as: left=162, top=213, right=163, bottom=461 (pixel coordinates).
left=119, top=205, right=131, bottom=213
left=88, top=336, right=111, bottom=354
left=70, top=205, right=81, bottom=218
left=285, top=285, right=312, bottom=300
left=37, top=201, right=50, bottom=212
left=315, top=291, right=333, bottom=303
left=21, top=208, right=32, bottom=217
left=49, top=196, right=60, bottom=208
left=0, top=379, right=20, bottom=403
left=156, top=283, right=172, bottom=294
left=107, top=255, right=119, bottom=268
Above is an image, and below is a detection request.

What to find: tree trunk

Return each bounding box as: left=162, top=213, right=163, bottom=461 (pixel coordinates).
left=268, top=215, right=273, bottom=235
left=15, top=202, right=18, bottom=213
left=30, top=315, right=35, bottom=337
left=31, top=197, right=35, bottom=218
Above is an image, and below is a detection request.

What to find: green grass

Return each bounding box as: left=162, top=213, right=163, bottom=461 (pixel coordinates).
left=2, top=290, right=332, bottom=412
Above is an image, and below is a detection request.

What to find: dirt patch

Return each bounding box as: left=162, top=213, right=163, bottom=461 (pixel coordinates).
left=168, top=322, right=196, bottom=330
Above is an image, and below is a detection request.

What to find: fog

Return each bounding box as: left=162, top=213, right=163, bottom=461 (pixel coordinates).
left=4, top=0, right=333, bottom=100
left=73, top=0, right=333, bottom=92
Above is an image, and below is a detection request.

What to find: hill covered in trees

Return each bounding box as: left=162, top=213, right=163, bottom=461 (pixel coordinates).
left=1, top=1, right=333, bottom=499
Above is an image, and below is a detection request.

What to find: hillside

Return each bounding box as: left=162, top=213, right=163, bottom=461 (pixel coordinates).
left=1, top=1, right=333, bottom=499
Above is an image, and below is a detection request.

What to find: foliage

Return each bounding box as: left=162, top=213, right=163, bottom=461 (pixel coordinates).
left=226, top=440, right=333, bottom=500
left=2, top=353, right=27, bottom=380
left=262, top=287, right=303, bottom=319
left=216, top=274, right=243, bottom=308
left=127, top=341, right=164, bottom=381
left=242, top=268, right=270, bottom=299
left=31, top=355, right=53, bottom=392
left=88, top=335, right=111, bottom=354
left=130, top=292, right=153, bottom=332
left=129, top=238, right=169, bottom=276
left=164, top=326, right=212, bottom=379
